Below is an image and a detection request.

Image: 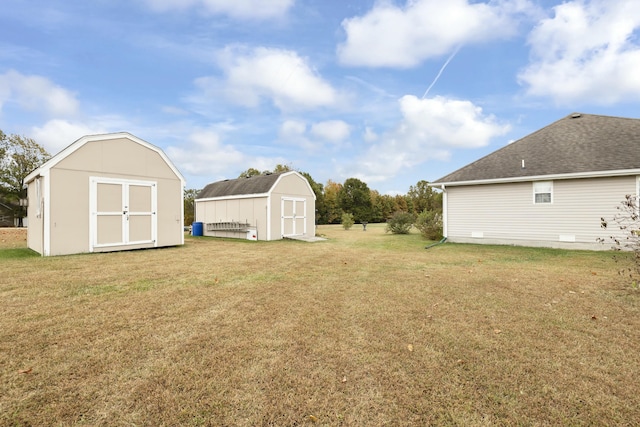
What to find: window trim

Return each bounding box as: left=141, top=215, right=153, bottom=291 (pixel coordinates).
left=533, top=181, right=553, bottom=204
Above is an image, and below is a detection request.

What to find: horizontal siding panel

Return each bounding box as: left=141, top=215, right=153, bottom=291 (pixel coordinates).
left=446, top=176, right=636, bottom=247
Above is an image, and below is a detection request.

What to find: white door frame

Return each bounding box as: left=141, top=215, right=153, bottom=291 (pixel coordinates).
left=89, top=177, right=157, bottom=251
left=281, top=197, right=306, bottom=237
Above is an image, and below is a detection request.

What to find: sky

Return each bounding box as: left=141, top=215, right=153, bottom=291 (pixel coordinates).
left=1, top=0, right=640, bottom=195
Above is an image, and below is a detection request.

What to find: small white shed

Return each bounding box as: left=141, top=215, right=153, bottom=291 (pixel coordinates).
left=25, top=132, right=185, bottom=256
left=195, top=171, right=316, bottom=241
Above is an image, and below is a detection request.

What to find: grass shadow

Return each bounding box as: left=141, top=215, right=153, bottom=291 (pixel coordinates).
left=0, top=247, right=40, bottom=259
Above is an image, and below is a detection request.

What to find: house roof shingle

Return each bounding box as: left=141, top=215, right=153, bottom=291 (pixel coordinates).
left=432, top=113, right=640, bottom=185
left=196, top=172, right=284, bottom=199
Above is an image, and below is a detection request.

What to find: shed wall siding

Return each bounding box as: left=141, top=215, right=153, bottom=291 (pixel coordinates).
left=198, top=198, right=268, bottom=240
left=446, top=176, right=635, bottom=249
left=26, top=178, right=44, bottom=255
left=49, top=168, right=90, bottom=255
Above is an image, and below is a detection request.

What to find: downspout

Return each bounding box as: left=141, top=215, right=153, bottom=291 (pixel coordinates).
left=442, top=184, right=447, bottom=239
left=425, top=236, right=447, bottom=249
left=425, top=183, right=447, bottom=250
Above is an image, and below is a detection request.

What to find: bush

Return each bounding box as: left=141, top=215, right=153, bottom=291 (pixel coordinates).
left=414, top=209, right=443, bottom=240
left=385, top=211, right=414, bottom=234
left=341, top=212, right=354, bottom=230
left=599, top=194, right=640, bottom=288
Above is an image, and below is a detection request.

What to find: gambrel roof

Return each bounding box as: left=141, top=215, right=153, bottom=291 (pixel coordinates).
left=24, top=132, right=185, bottom=185
left=432, top=113, right=640, bottom=186
left=197, top=171, right=290, bottom=199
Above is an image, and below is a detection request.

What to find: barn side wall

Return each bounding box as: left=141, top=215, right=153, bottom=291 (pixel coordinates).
left=26, top=177, right=44, bottom=255
left=196, top=197, right=268, bottom=240
left=444, top=176, right=636, bottom=250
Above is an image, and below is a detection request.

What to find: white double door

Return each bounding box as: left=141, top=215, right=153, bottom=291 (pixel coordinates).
left=90, top=177, right=157, bottom=251
left=281, top=197, right=306, bottom=237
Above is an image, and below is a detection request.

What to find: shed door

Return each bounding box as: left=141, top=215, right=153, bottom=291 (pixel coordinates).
left=90, top=177, right=157, bottom=251
left=281, top=197, right=306, bottom=237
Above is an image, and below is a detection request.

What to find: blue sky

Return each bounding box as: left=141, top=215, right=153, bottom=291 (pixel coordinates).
left=2, top=0, right=640, bottom=194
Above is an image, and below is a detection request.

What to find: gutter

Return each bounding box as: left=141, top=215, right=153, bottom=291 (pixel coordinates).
left=429, top=167, right=640, bottom=188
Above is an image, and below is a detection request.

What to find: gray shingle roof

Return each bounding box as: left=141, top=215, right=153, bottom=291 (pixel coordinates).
left=197, top=172, right=284, bottom=199
left=432, top=113, right=640, bottom=184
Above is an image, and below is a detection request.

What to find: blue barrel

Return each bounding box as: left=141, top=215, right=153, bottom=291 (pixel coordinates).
left=192, top=222, right=203, bottom=236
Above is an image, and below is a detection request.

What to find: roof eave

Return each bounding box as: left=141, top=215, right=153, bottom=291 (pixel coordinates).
left=195, top=192, right=270, bottom=202
left=429, top=168, right=640, bottom=187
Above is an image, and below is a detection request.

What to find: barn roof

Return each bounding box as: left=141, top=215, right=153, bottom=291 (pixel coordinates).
left=24, top=132, right=185, bottom=185
left=432, top=113, right=640, bottom=185
left=197, top=172, right=285, bottom=199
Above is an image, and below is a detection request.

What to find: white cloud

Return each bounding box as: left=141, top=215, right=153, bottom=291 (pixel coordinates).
left=142, top=0, right=294, bottom=19
left=349, top=95, right=510, bottom=183
left=310, top=120, right=350, bottom=144
left=278, top=119, right=312, bottom=149
left=519, top=0, right=640, bottom=105
left=165, top=128, right=285, bottom=183
left=0, top=70, right=79, bottom=117
left=363, top=127, right=378, bottom=143
left=31, top=119, right=107, bottom=154
left=278, top=119, right=350, bottom=149
left=166, top=129, right=244, bottom=176
left=338, top=0, right=537, bottom=68
left=194, top=46, right=339, bottom=112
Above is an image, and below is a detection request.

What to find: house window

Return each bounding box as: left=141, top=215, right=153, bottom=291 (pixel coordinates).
left=533, top=181, right=552, bottom=204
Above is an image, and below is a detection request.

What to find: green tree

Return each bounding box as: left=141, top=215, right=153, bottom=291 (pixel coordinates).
left=183, top=188, right=199, bottom=226
left=599, top=194, right=640, bottom=288
left=300, top=171, right=325, bottom=225
left=408, top=180, right=443, bottom=214
left=369, top=190, right=385, bottom=223
left=0, top=134, right=50, bottom=226
left=341, top=212, right=354, bottom=230
left=324, top=180, right=343, bottom=224
left=385, top=211, right=415, bottom=234
left=394, top=194, right=409, bottom=213
left=338, top=178, right=372, bottom=223
left=238, top=168, right=262, bottom=178
left=272, top=163, right=293, bottom=174
left=414, top=209, right=443, bottom=240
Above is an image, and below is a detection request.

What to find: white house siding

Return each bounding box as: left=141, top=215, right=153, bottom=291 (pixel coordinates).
left=445, top=176, right=635, bottom=250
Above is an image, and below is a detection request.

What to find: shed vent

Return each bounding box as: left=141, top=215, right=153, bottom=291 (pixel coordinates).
left=571, top=113, right=582, bottom=118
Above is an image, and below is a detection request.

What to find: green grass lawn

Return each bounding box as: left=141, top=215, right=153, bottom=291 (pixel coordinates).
left=1, top=225, right=639, bottom=426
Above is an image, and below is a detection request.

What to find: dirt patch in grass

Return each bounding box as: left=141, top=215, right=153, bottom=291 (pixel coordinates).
left=0, top=227, right=27, bottom=249
left=1, top=224, right=639, bottom=425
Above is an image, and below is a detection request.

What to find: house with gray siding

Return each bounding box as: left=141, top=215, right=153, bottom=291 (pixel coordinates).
left=430, top=113, right=640, bottom=250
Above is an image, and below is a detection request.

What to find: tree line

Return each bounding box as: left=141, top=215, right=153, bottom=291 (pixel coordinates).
left=184, top=165, right=443, bottom=227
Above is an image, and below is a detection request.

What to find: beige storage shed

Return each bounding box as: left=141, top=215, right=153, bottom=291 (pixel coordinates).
left=195, top=171, right=316, bottom=241
left=24, top=132, right=185, bottom=256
